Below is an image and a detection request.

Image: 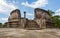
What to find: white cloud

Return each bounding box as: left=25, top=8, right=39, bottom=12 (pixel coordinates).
left=0, top=0, right=18, bottom=23
left=0, top=18, right=8, bottom=21
left=0, top=18, right=8, bottom=23
left=26, top=13, right=34, bottom=20
left=27, top=13, right=33, bottom=16
left=56, top=9, right=60, bottom=13
left=0, top=0, right=18, bottom=13
left=21, top=0, right=48, bottom=8
left=55, top=9, right=60, bottom=15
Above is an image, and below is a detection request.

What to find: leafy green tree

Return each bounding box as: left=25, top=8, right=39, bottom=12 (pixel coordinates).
left=52, top=16, right=60, bottom=28
left=0, top=23, right=2, bottom=28
left=2, top=22, right=7, bottom=28
left=48, top=10, right=60, bottom=28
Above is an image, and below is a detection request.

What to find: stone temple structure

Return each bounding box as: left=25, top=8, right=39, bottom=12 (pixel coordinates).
left=6, top=8, right=54, bottom=29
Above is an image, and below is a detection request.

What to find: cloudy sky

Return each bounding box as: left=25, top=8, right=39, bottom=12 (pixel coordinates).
left=0, top=0, right=60, bottom=23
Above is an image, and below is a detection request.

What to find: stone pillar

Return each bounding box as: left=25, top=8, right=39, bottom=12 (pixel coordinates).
left=41, top=19, right=46, bottom=29
left=7, top=22, right=9, bottom=28
left=24, top=11, right=26, bottom=28
left=41, top=13, right=46, bottom=29
left=39, top=19, right=42, bottom=29
left=19, top=18, right=21, bottom=28
left=24, top=11, right=26, bottom=19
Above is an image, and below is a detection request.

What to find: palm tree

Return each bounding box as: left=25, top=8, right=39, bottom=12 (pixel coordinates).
left=48, top=10, right=55, bottom=17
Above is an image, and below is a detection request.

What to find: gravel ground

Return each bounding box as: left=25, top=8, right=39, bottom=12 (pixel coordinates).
left=0, top=28, right=60, bottom=38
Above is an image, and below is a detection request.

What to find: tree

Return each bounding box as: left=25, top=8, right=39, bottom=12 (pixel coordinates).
left=52, top=15, right=60, bottom=28
left=48, top=10, right=60, bottom=28
left=48, top=10, right=55, bottom=17
left=0, top=23, right=2, bottom=28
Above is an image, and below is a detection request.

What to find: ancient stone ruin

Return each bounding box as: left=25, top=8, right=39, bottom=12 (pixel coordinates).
left=5, top=8, right=54, bottom=29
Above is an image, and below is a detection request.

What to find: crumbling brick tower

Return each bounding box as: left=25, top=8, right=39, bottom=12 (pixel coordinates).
left=34, top=8, right=49, bottom=29
left=8, top=9, right=21, bottom=28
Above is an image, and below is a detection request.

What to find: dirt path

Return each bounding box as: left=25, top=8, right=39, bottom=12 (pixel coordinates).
left=0, top=28, right=60, bottom=38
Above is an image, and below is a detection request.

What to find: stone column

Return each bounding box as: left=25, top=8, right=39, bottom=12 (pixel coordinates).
left=24, top=11, right=26, bottom=28
left=19, top=18, right=21, bottom=28
left=7, top=22, right=9, bottom=28
left=41, top=19, right=46, bottom=29
left=41, top=13, right=46, bottom=29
